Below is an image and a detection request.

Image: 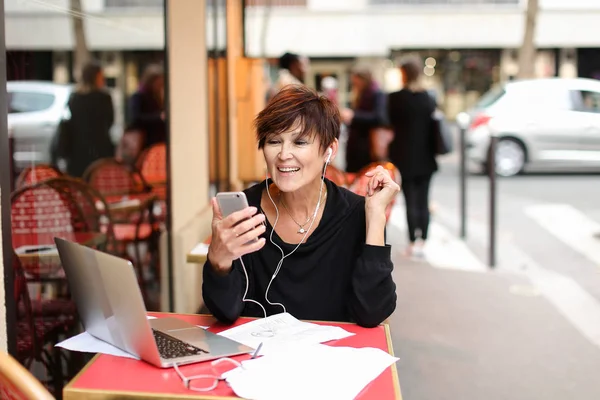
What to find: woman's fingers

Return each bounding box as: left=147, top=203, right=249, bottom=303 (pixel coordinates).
left=364, top=165, right=385, bottom=177
left=221, top=206, right=258, bottom=229
left=238, top=237, right=267, bottom=257
left=368, top=171, right=386, bottom=195
left=230, top=213, right=266, bottom=238
left=235, top=224, right=267, bottom=249
left=211, top=197, right=223, bottom=224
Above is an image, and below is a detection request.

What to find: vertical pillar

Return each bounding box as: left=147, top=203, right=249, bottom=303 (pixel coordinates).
left=164, top=0, right=211, bottom=312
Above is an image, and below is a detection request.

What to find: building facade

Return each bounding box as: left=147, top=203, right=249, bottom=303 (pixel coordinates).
left=4, top=0, right=600, bottom=116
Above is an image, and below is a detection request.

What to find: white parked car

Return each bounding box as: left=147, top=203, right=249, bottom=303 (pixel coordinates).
left=464, top=78, right=600, bottom=177
left=7, top=81, right=73, bottom=171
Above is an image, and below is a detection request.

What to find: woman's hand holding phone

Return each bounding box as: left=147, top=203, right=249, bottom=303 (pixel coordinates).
left=207, top=197, right=266, bottom=275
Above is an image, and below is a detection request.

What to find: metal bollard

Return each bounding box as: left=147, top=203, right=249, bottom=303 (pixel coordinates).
left=488, top=135, right=498, bottom=268
left=456, top=112, right=470, bottom=240
left=459, top=126, right=467, bottom=239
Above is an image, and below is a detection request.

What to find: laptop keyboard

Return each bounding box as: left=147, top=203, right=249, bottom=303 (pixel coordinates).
left=152, top=329, right=208, bottom=359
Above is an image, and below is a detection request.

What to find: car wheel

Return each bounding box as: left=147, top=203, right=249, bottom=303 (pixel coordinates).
left=493, top=138, right=526, bottom=177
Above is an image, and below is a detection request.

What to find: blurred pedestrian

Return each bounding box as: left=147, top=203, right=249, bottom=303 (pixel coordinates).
left=387, top=56, right=438, bottom=257
left=268, top=52, right=309, bottom=99
left=342, top=66, right=387, bottom=173
left=127, top=64, right=165, bottom=151
left=58, top=61, right=115, bottom=177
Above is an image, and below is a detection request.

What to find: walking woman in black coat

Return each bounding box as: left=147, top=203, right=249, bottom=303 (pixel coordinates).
left=387, top=57, right=438, bottom=257
left=63, top=62, right=115, bottom=177
left=341, top=67, right=387, bottom=173
left=127, top=64, right=165, bottom=150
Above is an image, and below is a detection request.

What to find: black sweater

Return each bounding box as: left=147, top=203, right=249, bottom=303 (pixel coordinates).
left=202, top=178, right=397, bottom=328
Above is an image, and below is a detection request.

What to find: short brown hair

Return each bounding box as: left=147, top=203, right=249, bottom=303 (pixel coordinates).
left=400, top=56, right=422, bottom=84
left=255, top=85, right=340, bottom=152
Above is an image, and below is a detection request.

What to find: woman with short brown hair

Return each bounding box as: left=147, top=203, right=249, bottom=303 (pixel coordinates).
left=203, top=85, right=399, bottom=327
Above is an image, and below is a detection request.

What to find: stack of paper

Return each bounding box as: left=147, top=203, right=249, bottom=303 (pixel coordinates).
left=223, top=343, right=399, bottom=400
left=218, top=313, right=354, bottom=356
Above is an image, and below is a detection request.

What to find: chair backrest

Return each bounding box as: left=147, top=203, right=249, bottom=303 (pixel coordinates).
left=325, top=165, right=347, bottom=187
left=42, top=177, right=114, bottom=249
left=11, top=181, right=85, bottom=237
left=0, top=350, right=54, bottom=400
left=138, top=144, right=167, bottom=202
left=82, top=158, right=150, bottom=198
left=15, top=165, right=62, bottom=190
left=138, top=143, right=167, bottom=185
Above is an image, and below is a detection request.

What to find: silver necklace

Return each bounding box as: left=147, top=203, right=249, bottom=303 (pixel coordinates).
left=279, top=192, right=324, bottom=234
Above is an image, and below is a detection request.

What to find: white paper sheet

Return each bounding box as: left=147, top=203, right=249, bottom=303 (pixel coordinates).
left=55, top=331, right=140, bottom=360
left=223, top=343, right=399, bottom=400
left=218, top=313, right=354, bottom=356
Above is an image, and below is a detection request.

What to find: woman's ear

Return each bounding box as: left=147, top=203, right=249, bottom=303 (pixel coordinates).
left=327, top=139, right=339, bottom=163
left=326, top=148, right=333, bottom=164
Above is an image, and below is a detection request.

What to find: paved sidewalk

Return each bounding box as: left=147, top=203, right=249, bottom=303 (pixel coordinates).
left=386, top=223, right=600, bottom=400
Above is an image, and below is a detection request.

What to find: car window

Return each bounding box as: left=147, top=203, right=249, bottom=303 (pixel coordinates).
left=573, top=90, right=600, bottom=113
left=500, top=85, right=572, bottom=111
left=7, top=91, right=55, bottom=114
left=475, top=86, right=506, bottom=109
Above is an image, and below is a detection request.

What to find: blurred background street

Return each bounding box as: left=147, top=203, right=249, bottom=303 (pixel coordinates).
left=387, top=145, right=600, bottom=399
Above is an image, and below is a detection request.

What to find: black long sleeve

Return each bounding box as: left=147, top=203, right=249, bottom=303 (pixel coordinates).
left=202, top=259, right=245, bottom=325
left=349, top=244, right=397, bottom=327
left=201, top=179, right=397, bottom=327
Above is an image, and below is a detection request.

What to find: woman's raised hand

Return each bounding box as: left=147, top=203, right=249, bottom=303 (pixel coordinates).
left=207, top=198, right=266, bottom=275
left=364, top=165, right=401, bottom=215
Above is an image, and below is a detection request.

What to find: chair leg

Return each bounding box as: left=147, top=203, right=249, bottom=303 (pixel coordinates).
left=46, top=345, right=64, bottom=397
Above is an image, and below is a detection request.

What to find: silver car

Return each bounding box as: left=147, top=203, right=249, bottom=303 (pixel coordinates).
left=464, top=78, right=600, bottom=177
left=7, top=81, right=73, bottom=171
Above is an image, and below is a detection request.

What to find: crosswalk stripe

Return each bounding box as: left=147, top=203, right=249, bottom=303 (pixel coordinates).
left=413, top=201, right=600, bottom=349
left=524, top=204, right=600, bottom=268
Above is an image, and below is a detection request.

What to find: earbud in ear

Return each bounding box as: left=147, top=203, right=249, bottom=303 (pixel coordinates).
left=326, top=148, right=333, bottom=164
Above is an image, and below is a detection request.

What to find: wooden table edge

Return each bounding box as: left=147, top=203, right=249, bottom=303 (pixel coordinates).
left=186, top=253, right=207, bottom=264
left=384, top=323, right=403, bottom=400
left=64, top=387, right=240, bottom=400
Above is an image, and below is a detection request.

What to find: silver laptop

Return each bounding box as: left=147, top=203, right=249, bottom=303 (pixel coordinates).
left=55, top=238, right=254, bottom=368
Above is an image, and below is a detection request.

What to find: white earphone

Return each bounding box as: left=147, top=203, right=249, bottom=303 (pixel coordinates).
left=325, top=147, right=333, bottom=164
left=237, top=144, right=331, bottom=322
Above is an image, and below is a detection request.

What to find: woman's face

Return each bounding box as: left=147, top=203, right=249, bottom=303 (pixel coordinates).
left=351, top=74, right=367, bottom=91
left=95, top=71, right=105, bottom=88
left=262, top=124, right=332, bottom=193
left=400, top=67, right=409, bottom=86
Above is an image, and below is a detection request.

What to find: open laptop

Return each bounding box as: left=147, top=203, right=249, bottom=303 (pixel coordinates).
left=55, top=238, right=254, bottom=368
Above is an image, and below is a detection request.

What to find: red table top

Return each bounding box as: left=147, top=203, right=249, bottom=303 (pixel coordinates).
left=13, top=231, right=105, bottom=250
left=64, top=313, right=401, bottom=400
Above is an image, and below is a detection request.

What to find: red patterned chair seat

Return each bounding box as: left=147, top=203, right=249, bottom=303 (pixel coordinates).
left=110, top=223, right=154, bottom=242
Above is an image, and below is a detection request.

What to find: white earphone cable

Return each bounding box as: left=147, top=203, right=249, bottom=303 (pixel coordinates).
left=236, top=150, right=331, bottom=318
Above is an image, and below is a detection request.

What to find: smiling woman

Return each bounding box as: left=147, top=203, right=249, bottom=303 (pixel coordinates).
left=202, top=85, right=400, bottom=327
